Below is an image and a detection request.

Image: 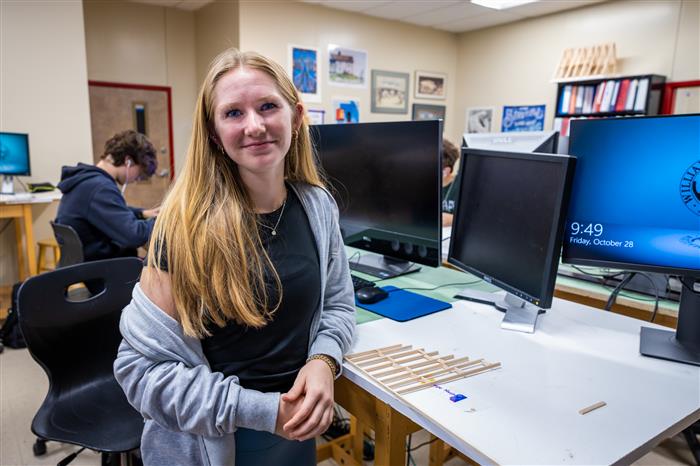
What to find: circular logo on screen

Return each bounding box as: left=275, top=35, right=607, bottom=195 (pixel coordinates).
left=680, top=161, right=700, bottom=216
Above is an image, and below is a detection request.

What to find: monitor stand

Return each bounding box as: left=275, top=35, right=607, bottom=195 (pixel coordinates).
left=640, top=276, right=700, bottom=366
left=1, top=175, right=14, bottom=195
left=454, top=289, right=544, bottom=334
left=349, top=254, right=421, bottom=279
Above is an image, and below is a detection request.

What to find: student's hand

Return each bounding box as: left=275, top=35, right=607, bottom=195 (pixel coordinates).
left=275, top=394, right=305, bottom=440
left=142, top=206, right=160, bottom=218
left=280, top=359, right=335, bottom=441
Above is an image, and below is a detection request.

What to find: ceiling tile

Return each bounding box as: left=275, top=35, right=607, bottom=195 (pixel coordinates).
left=437, top=9, right=522, bottom=32
left=511, top=0, right=604, bottom=18
left=362, top=1, right=462, bottom=21
left=303, top=0, right=393, bottom=13
left=406, top=2, right=489, bottom=27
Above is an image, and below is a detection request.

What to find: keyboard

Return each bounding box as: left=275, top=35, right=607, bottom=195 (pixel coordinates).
left=351, top=274, right=375, bottom=291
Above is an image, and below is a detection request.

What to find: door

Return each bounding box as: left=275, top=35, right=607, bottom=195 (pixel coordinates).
left=88, top=81, right=174, bottom=210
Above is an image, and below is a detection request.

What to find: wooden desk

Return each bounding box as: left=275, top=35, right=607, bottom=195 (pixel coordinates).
left=0, top=192, right=61, bottom=281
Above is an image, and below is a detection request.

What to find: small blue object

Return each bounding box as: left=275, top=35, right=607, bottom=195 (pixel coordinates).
left=449, top=394, right=467, bottom=402
left=355, top=286, right=452, bottom=322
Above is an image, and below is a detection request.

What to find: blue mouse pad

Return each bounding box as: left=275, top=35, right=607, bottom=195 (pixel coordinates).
left=356, top=286, right=452, bottom=322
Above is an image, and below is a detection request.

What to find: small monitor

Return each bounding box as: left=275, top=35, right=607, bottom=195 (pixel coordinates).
left=448, top=148, right=576, bottom=333
left=312, top=120, right=442, bottom=278
left=563, top=114, right=700, bottom=365
left=462, top=130, right=559, bottom=154
left=0, top=132, right=31, bottom=194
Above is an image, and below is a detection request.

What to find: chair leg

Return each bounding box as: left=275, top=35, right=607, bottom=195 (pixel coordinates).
left=32, top=437, right=47, bottom=456
left=684, top=424, right=700, bottom=466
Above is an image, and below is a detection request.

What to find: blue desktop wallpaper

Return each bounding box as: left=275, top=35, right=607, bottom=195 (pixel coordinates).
left=563, top=115, right=700, bottom=272
left=0, top=133, right=30, bottom=175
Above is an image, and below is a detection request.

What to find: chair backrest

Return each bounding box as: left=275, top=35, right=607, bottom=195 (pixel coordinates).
left=17, top=257, right=144, bottom=450
left=51, top=221, right=84, bottom=267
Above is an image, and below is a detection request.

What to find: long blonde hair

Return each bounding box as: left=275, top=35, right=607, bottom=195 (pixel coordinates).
left=148, top=48, right=324, bottom=338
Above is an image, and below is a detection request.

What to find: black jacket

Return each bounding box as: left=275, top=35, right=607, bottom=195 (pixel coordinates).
left=56, top=163, right=154, bottom=261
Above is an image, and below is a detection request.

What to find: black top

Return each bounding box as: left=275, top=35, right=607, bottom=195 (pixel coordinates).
left=200, top=188, right=320, bottom=393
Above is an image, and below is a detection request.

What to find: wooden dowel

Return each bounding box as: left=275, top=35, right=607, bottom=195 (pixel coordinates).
left=388, top=359, right=484, bottom=389
left=365, top=351, right=438, bottom=373
left=397, top=363, right=501, bottom=395
left=579, top=401, right=606, bottom=415
left=380, top=356, right=472, bottom=384
left=359, top=348, right=423, bottom=368
left=346, top=344, right=408, bottom=362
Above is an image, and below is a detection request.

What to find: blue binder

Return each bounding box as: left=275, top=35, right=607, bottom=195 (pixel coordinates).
left=356, top=286, right=452, bottom=322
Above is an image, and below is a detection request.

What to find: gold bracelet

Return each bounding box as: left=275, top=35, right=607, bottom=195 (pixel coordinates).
left=307, top=354, right=338, bottom=376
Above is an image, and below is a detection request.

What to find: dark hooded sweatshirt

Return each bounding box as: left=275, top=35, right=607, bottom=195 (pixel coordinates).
left=56, top=163, right=155, bottom=261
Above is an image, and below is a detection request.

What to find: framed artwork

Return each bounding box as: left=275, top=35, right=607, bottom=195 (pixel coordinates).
left=465, top=107, right=495, bottom=133
left=415, top=70, right=446, bottom=100
left=412, top=103, right=445, bottom=123
left=371, top=70, right=409, bottom=114
left=307, top=109, right=325, bottom=125
left=328, top=45, right=367, bottom=88
left=288, top=44, right=321, bottom=103
left=332, top=97, right=360, bottom=124
left=501, top=105, right=546, bottom=132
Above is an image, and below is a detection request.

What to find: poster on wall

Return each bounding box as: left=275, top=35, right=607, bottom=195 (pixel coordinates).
left=371, top=70, right=409, bottom=114
left=415, top=70, right=446, bottom=100
left=288, top=44, right=321, bottom=103
left=307, top=109, right=325, bottom=125
left=412, top=103, right=445, bottom=124
left=501, top=105, right=546, bottom=132
left=465, top=107, right=494, bottom=133
left=328, top=45, right=367, bottom=88
left=332, top=98, right=360, bottom=124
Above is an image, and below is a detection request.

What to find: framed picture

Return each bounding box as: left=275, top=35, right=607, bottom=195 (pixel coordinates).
left=465, top=107, right=494, bottom=133
left=307, top=109, right=325, bottom=125
left=332, top=97, right=360, bottom=124
left=371, top=70, right=409, bottom=114
left=288, top=44, right=321, bottom=103
left=415, top=70, right=446, bottom=100
left=328, top=45, right=367, bottom=88
left=501, top=105, right=546, bottom=132
left=412, top=103, right=445, bottom=123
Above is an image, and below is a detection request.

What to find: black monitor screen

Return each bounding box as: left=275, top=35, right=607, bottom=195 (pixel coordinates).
left=449, top=149, right=575, bottom=308
left=562, top=114, right=700, bottom=276
left=311, top=120, right=442, bottom=268
left=0, top=132, right=31, bottom=176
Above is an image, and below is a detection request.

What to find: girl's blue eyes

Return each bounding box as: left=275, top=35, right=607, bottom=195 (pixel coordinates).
left=225, top=103, right=278, bottom=118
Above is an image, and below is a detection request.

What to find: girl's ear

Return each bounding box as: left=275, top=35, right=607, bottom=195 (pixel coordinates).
left=293, top=103, right=304, bottom=132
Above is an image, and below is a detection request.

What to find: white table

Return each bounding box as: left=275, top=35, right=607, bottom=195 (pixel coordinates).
left=343, top=298, right=700, bottom=465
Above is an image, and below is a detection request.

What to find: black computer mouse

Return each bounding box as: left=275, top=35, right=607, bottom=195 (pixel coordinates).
left=355, top=286, right=389, bottom=304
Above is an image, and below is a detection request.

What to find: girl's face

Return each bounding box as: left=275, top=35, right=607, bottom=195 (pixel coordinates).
left=211, top=67, right=302, bottom=179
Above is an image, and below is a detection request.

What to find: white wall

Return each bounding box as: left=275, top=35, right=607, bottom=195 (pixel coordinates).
left=0, top=0, right=93, bottom=283
left=195, top=0, right=239, bottom=86
left=455, top=0, right=700, bottom=136
left=83, top=0, right=198, bottom=174
left=239, top=1, right=460, bottom=143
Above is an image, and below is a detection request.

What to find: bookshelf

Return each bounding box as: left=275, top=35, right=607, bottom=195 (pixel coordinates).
left=554, top=74, right=665, bottom=136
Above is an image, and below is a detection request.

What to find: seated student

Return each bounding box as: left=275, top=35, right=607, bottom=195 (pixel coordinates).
left=441, top=139, right=461, bottom=227
left=56, top=130, right=159, bottom=261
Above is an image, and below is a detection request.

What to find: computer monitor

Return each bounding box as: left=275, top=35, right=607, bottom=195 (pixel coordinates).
left=0, top=132, right=31, bottom=194
left=448, top=148, right=576, bottom=333
left=311, top=120, right=442, bottom=278
left=462, top=130, right=559, bottom=154
left=562, top=114, right=700, bottom=366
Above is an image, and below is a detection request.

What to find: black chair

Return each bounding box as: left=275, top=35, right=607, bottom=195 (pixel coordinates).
left=17, top=257, right=144, bottom=465
left=50, top=221, right=84, bottom=268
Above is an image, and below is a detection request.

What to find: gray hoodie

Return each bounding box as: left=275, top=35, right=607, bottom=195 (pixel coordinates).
left=114, top=182, right=356, bottom=466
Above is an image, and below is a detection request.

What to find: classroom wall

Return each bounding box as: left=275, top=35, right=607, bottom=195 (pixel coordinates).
left=83, top=0, right=198, bottom=175
left=194, top=0, right=240, bottom=86
left=455, top=0, right=700, bottom=137
left=0, top=1, right=93, bottom=284
left=238, top=1, right=460, bottom=143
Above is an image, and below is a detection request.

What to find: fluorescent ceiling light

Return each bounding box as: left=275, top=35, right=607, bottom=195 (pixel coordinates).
left=470, top=0, right=538, bottom=10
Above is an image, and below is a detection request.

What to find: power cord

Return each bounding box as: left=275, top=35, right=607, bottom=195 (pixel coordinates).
left=605, top=272, right=636, bottom=312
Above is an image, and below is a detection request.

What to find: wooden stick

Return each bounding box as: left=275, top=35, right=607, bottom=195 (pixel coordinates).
left=379, top=356, right=472, bottom=384
left=346, top=344, right=406, bottom=361
left=359, top=348, right=423, bottom=368
left=370, top=354, right=454, bottom=378
left=579, top=401, right=606, bottom=415
left=387, top=359, right=484, bottom=389
left=365, top=351, right=438, bottom=372
left=397, top=363, right=501, bottom=395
